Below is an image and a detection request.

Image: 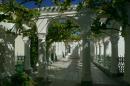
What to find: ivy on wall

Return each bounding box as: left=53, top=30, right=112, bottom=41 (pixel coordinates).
left=88, top=0, right=129, bottom=37
left=46, top=18, right=80, bottom=46
left=46, top=18, right=80, bottom=58
left=23, top=23, right=38, bottom=69
left=29, top=26, right=38, bottom=69
left=0, top=0, right=130, bottom=72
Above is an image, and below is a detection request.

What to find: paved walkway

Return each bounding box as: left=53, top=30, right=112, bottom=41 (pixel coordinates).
left=47, top=57, right=81, bottom=86
left=46, top=57, right=127, bottom=86
left=91, top=64, right=124, bottom=86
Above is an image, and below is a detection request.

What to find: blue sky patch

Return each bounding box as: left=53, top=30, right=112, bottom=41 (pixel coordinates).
left=16, top=0, right=82, bottom=9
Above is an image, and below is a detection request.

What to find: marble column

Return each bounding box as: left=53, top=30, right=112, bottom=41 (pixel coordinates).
left=23, top=37, right=31, bottom=73
left=103, top=40, right=108, bottom=67
left=110, top=33, right=119, bottom=75
left=81, top=31, right=92, bottom=85
left=99, top=42, right=101, bottom=56
left=77, top=8, right=95, bottom=86
left=95, top=42, right=98, bottom=62
left=37, top=33, right=47, bottom=79
left=101, top=41, right=104, bottom=65
left=107, top=18, right=120, bottom=75
left=90, top=40, right=95, bottom=62
left=98, top=41, right=101, bottom=64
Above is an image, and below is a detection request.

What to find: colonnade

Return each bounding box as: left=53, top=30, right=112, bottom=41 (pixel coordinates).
left=14, top=3, right=130, bottom=85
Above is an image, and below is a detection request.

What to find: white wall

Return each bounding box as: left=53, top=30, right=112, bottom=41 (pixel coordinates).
left=15, top=35, right=25, bottom=63
left=53, top=41, right=80, bottom=60
left=54, top=42, right=66, bottom=59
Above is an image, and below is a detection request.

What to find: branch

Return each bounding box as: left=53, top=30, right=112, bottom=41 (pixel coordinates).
left=108, top=28, right=121, bottom=32
left=19, top=0, right=34, bottom=5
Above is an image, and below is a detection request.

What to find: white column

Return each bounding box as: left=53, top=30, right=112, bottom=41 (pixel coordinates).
left=37, top=33, right=47, bottom=79
left=100, top=41, right=104, bottom=58
left=81, top=31, right=92, bottom=85
left=77, top=8, right=95, bottom=85
left=106, top=18, right=120, bottom=75
left=103, top=40, right=108, bottom=67
left=110, top=34, right=119, bottom=75
left=99, top=42, right=101, bottom=57
left=95, top=42, right=98, bottom=62
left=90, top=40, right=95, bottom=62
left=23, top=37, right=31, bottom=73
left=98, top=41, right=101, bottom=64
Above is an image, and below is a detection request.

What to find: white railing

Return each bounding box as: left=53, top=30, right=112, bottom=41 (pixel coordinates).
left=118, top=56, right=125, bottom=73
left=40, top=5, right=78, bottom=12
left=94, top=55, right=125, bottom=74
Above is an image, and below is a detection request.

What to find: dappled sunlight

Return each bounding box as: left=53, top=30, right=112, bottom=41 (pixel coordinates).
left=0, top=29, right=15, bottom=77
left=106, top=41, right=112, bottom=57
left=46, top=47, right=82, bottom=84
left=0, top=0, right=130, bottom=86
left=118, top=36, right=125, bottom=57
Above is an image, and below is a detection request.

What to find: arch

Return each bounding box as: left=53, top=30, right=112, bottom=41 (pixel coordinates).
left=47, top=15, right=79, bottom=28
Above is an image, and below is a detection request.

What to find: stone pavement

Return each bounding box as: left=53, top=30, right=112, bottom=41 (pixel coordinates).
left=45, top=57, right=127, bottom=86
left=47, top=57, right=81, bottom=86
left=91, top=64, right=126, bottom=86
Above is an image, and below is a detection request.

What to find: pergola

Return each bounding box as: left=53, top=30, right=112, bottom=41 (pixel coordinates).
left=0, top=0, right=130, bottom=85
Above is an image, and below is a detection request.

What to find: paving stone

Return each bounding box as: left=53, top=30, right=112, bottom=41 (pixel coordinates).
left=44, top=57, right=127, bottom=86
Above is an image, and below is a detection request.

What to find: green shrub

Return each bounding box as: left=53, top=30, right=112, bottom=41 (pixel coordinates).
left=11, top=72, right=36, bottom=86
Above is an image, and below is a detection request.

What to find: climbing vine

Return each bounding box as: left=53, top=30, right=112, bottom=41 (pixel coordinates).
left=46, top=18, right=80, bottom=58
left=46, top=18, right=80, bottom=43
left=23, top=23, right=38, bottom=69
left=78, top=0, right=130, bottom=37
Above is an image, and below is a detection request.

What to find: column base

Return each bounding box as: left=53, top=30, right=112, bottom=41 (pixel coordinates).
left=110, top=72, right=120, bottom=77
left=124, top=77, right=130, bottom=85
left=34, top=77, right=52, bottom=85
left=81, top=81, right=92, bottom=86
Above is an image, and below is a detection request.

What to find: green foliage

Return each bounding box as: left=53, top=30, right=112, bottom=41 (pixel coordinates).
left=46, top=19, right=80, bottom=43
left=53, top=0, right=71, bottom=12
left=0, top=0, right=40, bottom=33
left=30, top=34, right=38, bottom=69
left=1, top=0, right=40, bottom=70
left=84, top=0, right=94, bottom=8
left=11, top=72, right=35, bottom=86
left=91, top=17, right=102, bottom=34
left=23, top=23, right=38, bottom=69
left=81, top=0, right=129, bottom=37
left=46, top=18, right=80, bottom=53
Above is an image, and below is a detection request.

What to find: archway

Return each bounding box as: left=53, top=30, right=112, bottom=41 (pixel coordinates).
left=36, top=9, right=95, bottom=86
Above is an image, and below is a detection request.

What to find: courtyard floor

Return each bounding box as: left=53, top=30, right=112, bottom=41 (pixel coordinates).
left=40, top=55, right=129, bottom=86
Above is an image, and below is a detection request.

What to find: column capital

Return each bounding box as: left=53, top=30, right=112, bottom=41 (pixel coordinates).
left=110, top=36, right=119, bottom=45
left=77, top=9, right=96, bottom=32
left=38, top=33, right=46, bottom=39
left=81, top=30, right=92, bottom=40
left=103, top=41, right=109, bottom=48
left=110, top=30, right=119, bottom=45
left=0, top=38, right=4, bottom=43
left=23, top=36, right=30, bottom=44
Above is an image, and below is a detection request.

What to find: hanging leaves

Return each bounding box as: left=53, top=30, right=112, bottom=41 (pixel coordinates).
left=46, top=18, right=80, bottom=48
left=0, top=0, right=40, bottom=34
left=91, top=17, right=102, bottom=34
left=80, top=0, right=129, bottom=37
